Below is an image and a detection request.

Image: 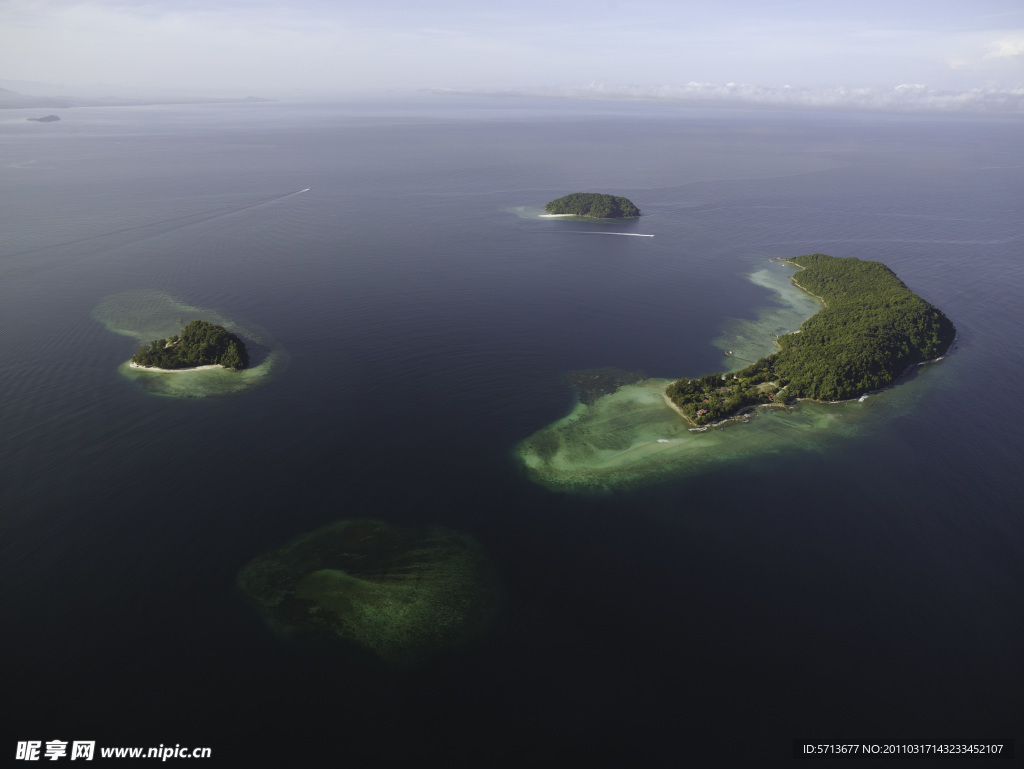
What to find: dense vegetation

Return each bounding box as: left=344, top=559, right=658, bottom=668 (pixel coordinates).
left=666, top=254, right=956, bottom=425
left=131, top=320, right=249, bottom=370
left=545, top=193, right=641, bottom=218
left=665, top=371, right=781, bottom=426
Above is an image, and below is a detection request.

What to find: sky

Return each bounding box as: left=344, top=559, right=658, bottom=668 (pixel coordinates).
left=2, top=0, right=1023, bottom=108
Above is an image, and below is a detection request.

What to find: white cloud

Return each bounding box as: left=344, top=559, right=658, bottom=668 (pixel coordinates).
left=2, top=1, right=1023, bottom=94
left=984, top=34, right=1024, bottom=59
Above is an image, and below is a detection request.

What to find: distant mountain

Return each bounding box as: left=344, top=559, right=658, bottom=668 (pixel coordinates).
left=0, top=87, right=79, bottom=108
left=0, top=85, right=271, bottom=109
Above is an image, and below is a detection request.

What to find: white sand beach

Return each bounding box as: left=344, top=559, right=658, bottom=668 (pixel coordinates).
left=128, top=362, right=226, bottom=373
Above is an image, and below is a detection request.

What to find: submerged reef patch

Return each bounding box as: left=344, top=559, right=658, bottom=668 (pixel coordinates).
left=564, top=367, right=646, bottom=406
left=237, top=519, right=500, bottom=667
left=518, top=378, right=869, bottom=492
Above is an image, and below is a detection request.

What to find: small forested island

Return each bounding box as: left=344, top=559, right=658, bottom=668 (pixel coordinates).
left=27, top=115, right=61, bottom=122
left=130, top=319, right=249, bottom=371
left=666, top=254, right=956, bottom=426
left=545, top=192, right=641, bottom=218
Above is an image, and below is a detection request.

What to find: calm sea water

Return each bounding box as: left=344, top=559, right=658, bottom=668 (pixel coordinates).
left=2, top=96, right=1022, bottom=765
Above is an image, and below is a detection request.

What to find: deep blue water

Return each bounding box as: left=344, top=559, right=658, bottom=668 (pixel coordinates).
left=2, top=96, right=1022, bottom=765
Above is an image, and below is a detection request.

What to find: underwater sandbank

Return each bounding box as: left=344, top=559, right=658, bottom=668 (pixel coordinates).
left=518, top=373, right=885, bottom=492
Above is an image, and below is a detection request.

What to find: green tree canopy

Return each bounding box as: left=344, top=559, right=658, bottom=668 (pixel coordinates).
left=544, top=193, right=641, bottom=218
left=666, top=254, right=956, bottom=424
left=131, top=319, right=249, bottom=371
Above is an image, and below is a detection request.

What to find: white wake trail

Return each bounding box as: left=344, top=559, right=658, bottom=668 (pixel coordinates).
left=577, top=232, right=654, bottom=238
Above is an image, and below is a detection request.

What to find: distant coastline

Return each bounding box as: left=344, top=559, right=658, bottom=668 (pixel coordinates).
left=0, top=85, right=270, bottom=110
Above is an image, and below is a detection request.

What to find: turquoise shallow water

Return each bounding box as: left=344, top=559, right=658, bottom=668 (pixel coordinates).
left=516, top=259, right=850, bottom=491
left=1, top=97, right=1021, bottom=764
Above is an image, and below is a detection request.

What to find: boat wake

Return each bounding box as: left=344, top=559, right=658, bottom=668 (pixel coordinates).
left=577, top=232, right=654, bottom=238
left=2, top=188, right=313, bottom=266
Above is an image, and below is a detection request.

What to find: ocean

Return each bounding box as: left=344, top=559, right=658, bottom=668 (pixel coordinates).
left=1, top=95, right=1021, bottom=765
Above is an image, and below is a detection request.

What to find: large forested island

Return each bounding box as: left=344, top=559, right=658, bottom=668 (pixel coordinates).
left=130, top=319, right=249, bottom=371
left=544, top=193, right=641, bottom=218
left=666, top=254, right=956, bottom=426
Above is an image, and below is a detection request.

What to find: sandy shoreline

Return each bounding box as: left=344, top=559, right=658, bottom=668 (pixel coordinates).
left=128, top=362, right=226, bottom=374
left=539, top=213, right=641, bottom=219
left=777, top=259, right=828, bottom=307
left=661, top=391, right=700, bottom=427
